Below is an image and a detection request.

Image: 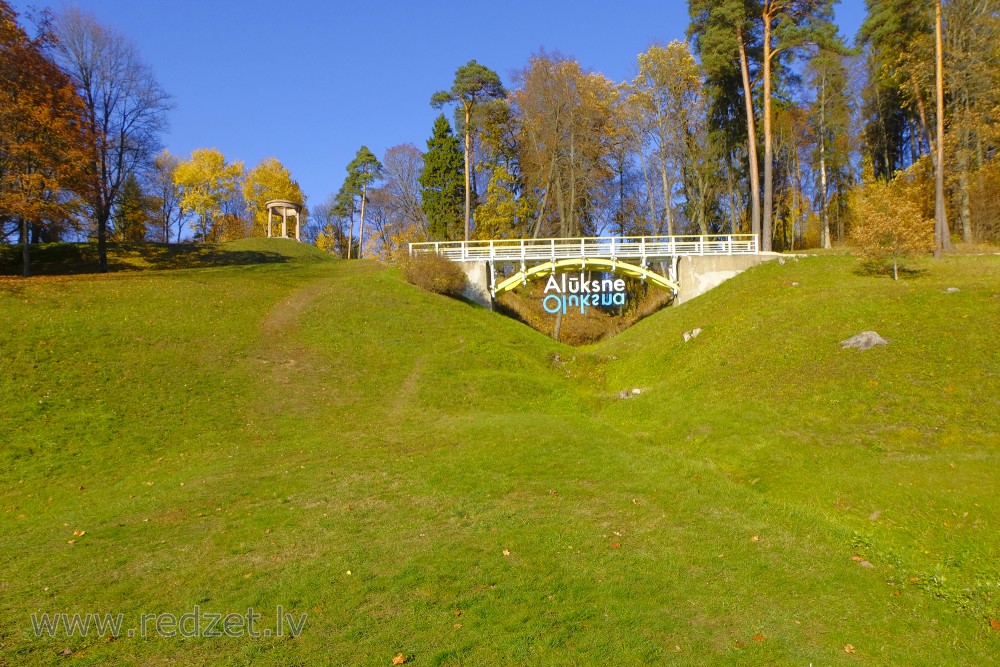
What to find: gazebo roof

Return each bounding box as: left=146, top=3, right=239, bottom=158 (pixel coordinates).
left=265, top=199, right=302, bottom=213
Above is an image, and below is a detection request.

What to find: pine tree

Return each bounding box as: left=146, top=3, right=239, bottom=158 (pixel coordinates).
left=419, top=115, right=465, bottom=241
left=344, top=146, right=382, bottom=258
left=431, top=60, right=505, bottom=241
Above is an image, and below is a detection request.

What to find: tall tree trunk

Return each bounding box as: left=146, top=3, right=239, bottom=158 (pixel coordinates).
left=737, top=24, right=761, bottom=247
left=463, top=105, right=472, bottom=242
left=726, top=155, right=739, bottom=234
left=97, top=214, right=109, bottom=272
left=934, top=0, right=952, bottom=255
left=660, top=166, right=674, bottom=236
left=346, top=210, right=354, bottom=260
left=910, top=73, right=934, bottom=164
left=907, top=119, right=919, bottom=166
left=958, top=98, right=972, bottom=243
left=21, top=217, right=31, bottom=278
left=532, top=157, right=557, bottom=239
left=819, top=74, right=831, bottom=249
left=636, top=148, right=657, bottom=234
left=762, top=14, right=774, bottom=252
left=358, top=184, right=367, bottom=259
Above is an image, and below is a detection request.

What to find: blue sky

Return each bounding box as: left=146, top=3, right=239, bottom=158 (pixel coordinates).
left=13, top=0, right=866, bottom=215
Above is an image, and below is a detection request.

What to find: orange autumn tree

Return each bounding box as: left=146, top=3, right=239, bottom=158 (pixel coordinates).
left=0, top=1, right=92, bottom=276
left=849, top=160, right=934, bottom=280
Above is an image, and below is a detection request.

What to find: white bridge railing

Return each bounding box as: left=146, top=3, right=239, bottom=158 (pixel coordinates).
left=409, top=234, right=758, bottom=263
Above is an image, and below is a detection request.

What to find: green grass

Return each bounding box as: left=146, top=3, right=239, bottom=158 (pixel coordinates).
left=0, top=237, right=330, bottom=275
left=1, top=241, right=998, bottom=665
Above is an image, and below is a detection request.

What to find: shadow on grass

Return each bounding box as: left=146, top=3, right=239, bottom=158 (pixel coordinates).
left=853, top=260, right=929, bottom=280
left=0, top=242, right=291, bottom=277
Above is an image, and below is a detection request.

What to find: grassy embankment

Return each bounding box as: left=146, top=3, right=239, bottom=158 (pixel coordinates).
left=1, top=238, right=998, bottom=665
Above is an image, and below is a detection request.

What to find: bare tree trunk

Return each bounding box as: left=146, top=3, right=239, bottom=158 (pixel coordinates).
left=819, top=74, right=831, bottom=249
left=637, top=149, right=658, bottom=234
left=911, top=73, right=934, bottom=165
left=958, top=99, right=972, bottom=243
left=358, top=184, right=367, bottom=259
left=346, top=210, right=354, bottom=260
left=659, top=164, right=675, bottom=236
left=934, top=0, right=952, bottom=256
left=97, top=213, right=109, bottom=272
left=532, top=157, right=557, bottom=239
left=737, top=24, right=762, bottom=246
left=726, top=155, right=739, bottom=234
left=463, top=105, right=472, bottom=242
left=762, top=15, right=774, bottom=252
left=21, top=217, right=30, bottom=278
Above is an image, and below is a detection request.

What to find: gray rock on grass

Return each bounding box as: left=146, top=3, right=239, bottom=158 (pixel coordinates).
left=840, top=331, right=888, bottom=350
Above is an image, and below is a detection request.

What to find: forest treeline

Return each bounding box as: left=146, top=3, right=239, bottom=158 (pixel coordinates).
left=3, top=1, right=999, bottom=276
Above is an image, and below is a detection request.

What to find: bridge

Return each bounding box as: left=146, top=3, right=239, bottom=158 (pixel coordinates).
left=408, top=234, right=770, bottom=308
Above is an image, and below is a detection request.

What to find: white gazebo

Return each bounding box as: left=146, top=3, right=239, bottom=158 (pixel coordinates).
left=265, top=199, right=303, bottom=241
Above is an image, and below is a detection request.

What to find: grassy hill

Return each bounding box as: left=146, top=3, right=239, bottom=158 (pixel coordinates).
left=1, top=240, right=998, bottom=665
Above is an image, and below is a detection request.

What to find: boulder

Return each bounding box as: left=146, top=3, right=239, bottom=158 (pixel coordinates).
left=840, top=331, right=888, bottom=350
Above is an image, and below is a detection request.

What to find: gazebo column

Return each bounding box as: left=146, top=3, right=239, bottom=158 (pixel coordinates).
left=264, top=200, right=302, bottom=242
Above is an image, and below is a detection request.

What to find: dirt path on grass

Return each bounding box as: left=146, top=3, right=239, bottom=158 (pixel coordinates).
left=262, top=277, right=335, bottom=337
left=391, top=356, right=427, bottom=417
left=257, top=277, right=337, bottom=396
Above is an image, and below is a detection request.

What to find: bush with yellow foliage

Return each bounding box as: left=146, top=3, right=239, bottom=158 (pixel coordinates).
left=849, top=162, right=934, bottom=280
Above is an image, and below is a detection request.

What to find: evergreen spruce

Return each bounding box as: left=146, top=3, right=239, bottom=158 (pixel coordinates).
left=419, top=115, right=465, bottom=240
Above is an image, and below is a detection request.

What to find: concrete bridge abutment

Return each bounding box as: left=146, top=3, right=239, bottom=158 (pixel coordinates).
left=672, top=253, right=782, bottom=305
left=458, top=261, right=493, bottom=310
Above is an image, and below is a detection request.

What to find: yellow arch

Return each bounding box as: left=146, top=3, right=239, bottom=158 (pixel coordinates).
left=493, top=258, right=678, bottom=296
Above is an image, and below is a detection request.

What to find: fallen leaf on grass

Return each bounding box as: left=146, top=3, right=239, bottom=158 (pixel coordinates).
left=751, top=535, right=759, bottom=542
left=72, top=529, right=86, bottom=537
left=502, top=549, right=511, bottom=557
left=851, top=555, right=863, bottom=561
left=453, top=623, right=462, bottom=629
left=844, top=643, right=856, bottom=654
left=990, top=619, right=1000, bottom=631
left=392, top=652, right=408, bottom=665
left=734, top=640, right=745, bottom=648
left=66, top=540, right=75, bottom=545
left=58, top=647, right=71, bottom=656
left=753, top=633, right=765, bottom=642
left=611, top=542, right=621, bottom=549
left=453, top=610, right=461, bottom=617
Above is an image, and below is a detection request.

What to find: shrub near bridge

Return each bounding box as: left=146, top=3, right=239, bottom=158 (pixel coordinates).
left=401, top=251, right=468, bottom=296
